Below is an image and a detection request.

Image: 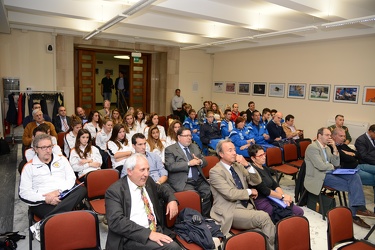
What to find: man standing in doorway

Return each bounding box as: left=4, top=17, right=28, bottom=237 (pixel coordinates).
left=101, top=70, right=114, bottom=102
left=115, top=71, right=129, bottom=114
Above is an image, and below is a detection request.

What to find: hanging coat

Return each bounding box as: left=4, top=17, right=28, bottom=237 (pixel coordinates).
left=17, top=93, right=23, bottom=126
left=6, top=93, right=18, bottom=125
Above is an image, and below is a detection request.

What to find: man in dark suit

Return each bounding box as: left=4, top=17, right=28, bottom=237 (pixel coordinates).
left=52, top=106, right=71, bottom=133
left=355, top=124, right=375, bottom=166
left=105, top=153, right=180, bottom=250
left=165, top=127, right=211, bottom=217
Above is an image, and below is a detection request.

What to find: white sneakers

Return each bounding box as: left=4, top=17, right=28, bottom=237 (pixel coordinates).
left=30, top=221, right=41, bottom=242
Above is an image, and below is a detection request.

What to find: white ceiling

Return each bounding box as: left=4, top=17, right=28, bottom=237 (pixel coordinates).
left=2, top=0, right=375, bottom=53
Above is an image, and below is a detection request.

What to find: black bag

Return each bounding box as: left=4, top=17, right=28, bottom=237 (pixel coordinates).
left=307, top=192, right=336, bottom=215
left=0, top=138, right=10, bottom=155
left=271, top=202, right=294, bottom=224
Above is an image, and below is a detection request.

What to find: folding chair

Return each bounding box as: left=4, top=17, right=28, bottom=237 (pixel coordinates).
left=225, top=230, right=267, bottom=250
left=85, top=169, right=119, bottom=215
left=202, top=155, right=219, bottom=179
left=283, top=143, right=303, bottom=168
left=275, top=216, right=311, bottom=250
left=266, top=147, right=298, bottom=184
left=327, top=207, right=375, bottom=249
left=40, top=210, right=101, bottom=250
left=298, top=140, right=311, bottom=159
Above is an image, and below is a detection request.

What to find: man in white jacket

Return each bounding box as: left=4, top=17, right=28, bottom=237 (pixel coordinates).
left=19, top=134, right=86, bottom=241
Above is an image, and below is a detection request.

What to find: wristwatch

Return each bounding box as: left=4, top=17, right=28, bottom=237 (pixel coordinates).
left=281, top=194, right=285, bottom=200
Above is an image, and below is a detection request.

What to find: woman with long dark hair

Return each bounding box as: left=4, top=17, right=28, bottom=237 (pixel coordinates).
left=107, top=123, right=132, bottom=172
left=83, top=110, right=103, bottom=139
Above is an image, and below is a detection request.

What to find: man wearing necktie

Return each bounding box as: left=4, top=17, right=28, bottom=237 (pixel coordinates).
left=105, top=153, right=180, bottom=250
left=209, top=139, right=275, bottom=250
left=165, top=127, right=211, bottom=217
left=52, top=106, right=71, bottom=133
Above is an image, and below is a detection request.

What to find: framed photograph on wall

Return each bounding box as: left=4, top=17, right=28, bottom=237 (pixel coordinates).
left=225, top=81, right=236, bottom=94
left=252, top=82, right=266, bottom=96
left=238, top=82, right=250, bottom=95
left=213, top=81, right=224, bottom=93
left=308, top=84, right=330, bottom=101
left=287, top=83, right=306, bottom=99
left=268, top=83, right=285, bottom=98
left=333, top=85, right=359, bottom=103
left=362, top=86, right=375, bottom=105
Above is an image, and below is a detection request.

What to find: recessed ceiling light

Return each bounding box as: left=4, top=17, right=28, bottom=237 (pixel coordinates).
left=114, top=55, right=130, bottom=59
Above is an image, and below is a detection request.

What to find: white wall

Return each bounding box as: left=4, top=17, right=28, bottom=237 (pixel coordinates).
left=179, top=35, right=375, bottom=140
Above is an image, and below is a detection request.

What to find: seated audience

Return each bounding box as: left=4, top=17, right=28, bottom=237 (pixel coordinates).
left=23, top=102, right=52, bottom=128
left=261, top=108, right=271, bottom=126
left=98, top=99, right=112, bottom=119
left=107, top=123, right=132, bottom=173
left=144, top=113, right=166, bottom=141
left=83, top=110, right=102, bottom=139
left=64, top=115, right=82, bottom=158
left=209, top=139, right=275, bottom=249
left=248, top=144, right=304, bottom=222
left=95, top=117, right=113, bottom=151
left=197, top=101, right=211, bottom=125
left=165, top=120, right=182, bottom=147
left=111, top=108, right=123, bottom=125
left=304, top=127, right=375, bottom=229
left=200, top=110, right=222, bottom=151
left=248, top=110, right=274, bottom=151
left=282, top=114, right=303, bottom=140
left=211, top=102, right=224, bottom=121
left=328, top=114, right=352, bottom=144
left=105, top=153, right=179, bottom=250
left=245, top=101, right=255, bottom=124
left=230, top=103, right=240, bottom=122
left=19, top=134, right=86, bottom=241
left=183, top=109, right=203, bottom=149
left=23, top=110, right=57, bottom=148
left=146, top=125, right=166, bottom=163
left=69, top=129, right=102, bottom=181
left=266, top=111, right=286, bottom=146
left=123, top=113, right=138, bottom=141
left=220, top=109, right=234, bottom=139
left=229, top=117, right=255, bottom=157
left=181, top=103, right=192, bottom=123
left=354, top=124, right=375, bottom=166
left=52, top=105, right=71, bottom=133
left=76, top=106, right=88, bottom=124
left=134, top=108, right=147, bottom=132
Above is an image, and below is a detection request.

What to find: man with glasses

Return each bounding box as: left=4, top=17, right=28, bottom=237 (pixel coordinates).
left=266, top=111, right=286, bottom=146
left=165, top=127, right=211, bottom=217
left=19, top=134, right=87, bottom=241
left=304, top=127, right=374, bottom=229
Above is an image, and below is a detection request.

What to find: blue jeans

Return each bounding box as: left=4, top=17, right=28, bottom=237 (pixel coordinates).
left=357, top=164, right=375, bottom=202
left=103, top=92, right=111, bottom=102
left=208, top=139, right=221, bottom=151
left=192, top=133, right=203, bottom=149
left=324, top=173, right=365, bottom=216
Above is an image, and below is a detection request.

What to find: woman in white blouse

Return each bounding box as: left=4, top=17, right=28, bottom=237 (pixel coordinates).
left=165, top=119, right=182, bottom=147
left=64, top=115, right=82, bottom=158
left=83, top=110, right=102, bottom=139
left=134, top=108, right=146, bottom=133
left=123, top=112, right=138, bottom=141
left=144, top=112, right=166, bottom=141
left=69, top=129, right=102, bottom=181
left=95, top=117, right=113, bottom=151
left=146, top=125, right=166, bottom=163
left=107, top=123, right=132, bottom=173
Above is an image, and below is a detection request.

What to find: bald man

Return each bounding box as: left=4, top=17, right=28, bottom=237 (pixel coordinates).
left=266, top=111, right=286, bottom=145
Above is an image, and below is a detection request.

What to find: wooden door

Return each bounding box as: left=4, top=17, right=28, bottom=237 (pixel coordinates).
left=76, top=50, right=96, bottom=112
left=130, top=55, right=150, bottom=112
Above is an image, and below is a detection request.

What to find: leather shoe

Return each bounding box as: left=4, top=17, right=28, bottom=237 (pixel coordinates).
left=353, top=217, right=371, bottom=229
left=357, top=210, right=375, bottom=218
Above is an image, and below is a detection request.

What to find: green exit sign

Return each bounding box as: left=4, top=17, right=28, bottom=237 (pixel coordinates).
left=133, top=57, right=140, bottom=63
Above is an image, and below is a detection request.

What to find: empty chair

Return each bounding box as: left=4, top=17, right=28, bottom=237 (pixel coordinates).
left=85, top=168, right=119, bottom=214
left=266, top=147, right=298, bottom=184
left=225, top=230, right=267, bottom=250
left=40, top=210, right=101, bottom=250
left=298, top=140, right=311, bottom=159
left=275, top=216, right=311, bottom=250
left=327, top=206, right=375, bottom=249
left=202, top=155, right=220, bottom=179
left=283, top=143, right=303, bottom=168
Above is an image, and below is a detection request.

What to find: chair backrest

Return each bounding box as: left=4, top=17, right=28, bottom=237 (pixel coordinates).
left=225, top=230, right=267, bottom=250
left=266, top=147, right=283, bottom=166
left=283, top=143, right=298, bottom=162
left=275, top=216, right=311, bottom=250
left=57, top=132, right=67, bottom=150
left=41, top=210, right=100, bottom=250
left=327, top=207, right=355, bottom=249
left=158, top=115, right=167, bottom=129
left=166, top=190, right=201, bottom=228
left=86, top=169, right=119, bottom=200
left=299, top=140, right=311, bottom=159
left=203, top=155, right=220, bottom=178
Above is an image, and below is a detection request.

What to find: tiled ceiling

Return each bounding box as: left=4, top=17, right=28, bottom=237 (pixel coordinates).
left=1, top=0, right=375, bottom=53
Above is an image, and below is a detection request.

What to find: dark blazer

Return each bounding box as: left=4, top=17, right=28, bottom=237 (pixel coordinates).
left=165, top=142, right=208, bottom=191
left=266, top=120, right=286, bottom=143
left=355, top=133, right=375, bottom=165
left=52, top=115, right=72, bottom=133
left=105, top=177, right=177, bottom=250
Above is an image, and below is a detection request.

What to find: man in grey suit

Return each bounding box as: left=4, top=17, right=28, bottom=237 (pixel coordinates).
left=105, top=153, right=180, bottom=250
left=165, top=127, right=211, bottom=217
left=304, top=127, right=374, bottom=228
left=209, top=139, right=275, bottom=250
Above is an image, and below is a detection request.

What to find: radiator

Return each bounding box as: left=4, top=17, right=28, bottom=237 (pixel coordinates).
left=327, top=119, right=369, bottom=143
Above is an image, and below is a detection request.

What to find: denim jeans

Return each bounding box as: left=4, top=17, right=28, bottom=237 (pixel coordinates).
left=324, top=173, right=365, bottom=216
left=103, top=92, right=111, bottom=102
left=357, top=164, right=375, bottom=202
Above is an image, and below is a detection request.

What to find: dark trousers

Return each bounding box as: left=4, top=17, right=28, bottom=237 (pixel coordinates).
left=30, top=186, right=87, bottom=219
left=184, top=176, right=212, bottom=218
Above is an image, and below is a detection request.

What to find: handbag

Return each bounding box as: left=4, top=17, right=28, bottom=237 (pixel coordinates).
left=307, top=192, right=336, bottom=215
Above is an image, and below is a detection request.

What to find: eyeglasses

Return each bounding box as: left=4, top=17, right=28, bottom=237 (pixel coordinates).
left=36, top=145, right=53, bottom=151
left=179, top=134, right=192, bottom=138
left=255, top=152, right=266, bottom=158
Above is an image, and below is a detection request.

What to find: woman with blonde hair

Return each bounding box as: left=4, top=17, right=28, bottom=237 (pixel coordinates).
left=146, top=125, right=166, bottom=162
left=111, top=108, right=123, bottom=125
left=123, top=112, right=138, bottom=141
left=165, top=120, right=182, bottom=147
left=211, top=102, right=224, bottom=121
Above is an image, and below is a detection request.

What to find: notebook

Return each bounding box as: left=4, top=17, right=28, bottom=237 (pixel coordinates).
left=331, top=169, right=358, bottom=175
left=58, top=182, right=85, bottom=200
left=267, top=195, right=287, bottom=208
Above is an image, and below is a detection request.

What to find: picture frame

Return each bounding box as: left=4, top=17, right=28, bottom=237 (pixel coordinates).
left=308, top=84, right=330, bottom=101
left=238, top=82, right=250, bottom=95
left=362, top=86, right=375, bottom=105
left=333, top=85, right=359, bottom=103
left=225, top=81, right=236, bottom=94
left=213, top=81, right=224, bottom=93
left=252, top=82, right=266, bottom=96
left=268, top=83, right=285, bottom=98
left=287, top=83, right=306, bottom=99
